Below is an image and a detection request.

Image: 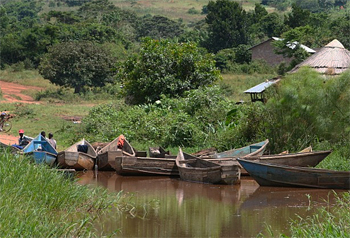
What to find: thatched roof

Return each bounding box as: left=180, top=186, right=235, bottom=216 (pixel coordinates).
left=289, top=39, right=350, bottom=75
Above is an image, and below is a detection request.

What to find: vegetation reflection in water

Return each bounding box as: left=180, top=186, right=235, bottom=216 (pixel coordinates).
left=76, top=171, right=346, bottom=237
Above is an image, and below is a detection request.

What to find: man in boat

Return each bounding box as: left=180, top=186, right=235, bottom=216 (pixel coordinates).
left=117, top=135, right=125, bottom=149
left=41, top=131, right=47, bottom=139
left=48, top=132, right=57, bottom=149
left=12, top=129, right=32, bottom=149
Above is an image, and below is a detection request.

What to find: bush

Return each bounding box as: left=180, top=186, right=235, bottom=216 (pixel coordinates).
left=82, top=86, right=240, bottom=149
left=117, top=38, right=221, bottom=105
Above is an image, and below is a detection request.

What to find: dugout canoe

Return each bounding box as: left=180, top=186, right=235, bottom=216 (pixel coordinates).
left=176, top=148, right=241, bottom=185
left=57, top=139, right=97, bottom=170
left=210, top=139, right=269, bottom=159
left=115, top=154, right=178, bottom=176
left=97, top=135, right=136, bottom=171
left=237, top=158, right=350, bottom=189
left=245, top=150, right=331, bottom=168
left=203, top=139, right=269, bottom=175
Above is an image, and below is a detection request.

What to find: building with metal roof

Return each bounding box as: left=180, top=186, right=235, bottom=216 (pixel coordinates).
left=249, top=37, right=315, bottom=66
left=244, top=78, right=280, bottom=102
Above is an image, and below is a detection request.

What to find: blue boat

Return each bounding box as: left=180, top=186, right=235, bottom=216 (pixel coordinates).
left=213, top=139, right=269, bottom=159
left=23, top=134, right=58, bottom=167
left=237, top=158, right=350, bottom=189
left=202, top=139, right=269, bottom=175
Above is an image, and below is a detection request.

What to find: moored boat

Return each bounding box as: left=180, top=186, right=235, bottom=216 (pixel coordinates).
left=210, top=139, right=269, bottom=159
left=22, top=134, right=58, bottom=167
left=115, top=155, right=178, bottom=176
left=203, top=139, right=269, bottom=176
left=97, top=135, right=135, bottom=171
left=57, top=139, right=97, bottom=170
left=176, top=148, right=241, bottom=185
left=245, top=150, right=331, bottom=168
left=237, top=158, right=350, bottom=189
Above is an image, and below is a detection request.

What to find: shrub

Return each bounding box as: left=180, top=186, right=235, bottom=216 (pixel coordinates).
left=117, top=38, right=221, bottom=105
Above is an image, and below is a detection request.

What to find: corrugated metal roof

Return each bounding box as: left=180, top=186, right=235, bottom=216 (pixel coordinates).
left=272, top=37, right=316, bottom=53
left=249, top=37, right=315, bottom=54
left=244, top=80, right=279, bottom=93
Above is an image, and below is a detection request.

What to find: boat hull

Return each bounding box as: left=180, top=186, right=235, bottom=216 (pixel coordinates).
left=247, top=150, right=331, bottom=167
left=115, top=156, right=179, bottom=176
left=177, top=149, right=241, bottom=184
left=97, top=135, right=135, bottom=171
left=237, top=158, right=350, bottom=189
left=57, top=151, right=95, bottom=170
left=22, top=134, right=58, bottom=167
left=27, top=151, right=57, bottom=167
left=214, top=139, right=269, bottom=159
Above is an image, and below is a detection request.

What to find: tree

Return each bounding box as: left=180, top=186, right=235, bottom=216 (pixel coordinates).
left=273, top=26, right=314, bottom=69
left=331, top=14, right=350, bottom=49
left=136, top=15, right=184, bottom=40
left=39, top=42, right=116, bottom=93
left=204, top=0, right=248, bottom=53
left=284, top=4, right=311, bottom=29
left=117, top=38, right=221, bottom=104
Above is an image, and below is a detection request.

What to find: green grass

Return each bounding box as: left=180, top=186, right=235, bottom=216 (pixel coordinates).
left=284, top=192, right=350, bottom=237
left=0, top=148, right=130, bottom=237
left=1, top=102, right=94, bottom=149
left=219, top=73, right=276, bottom=102
left=108, top=0, right=272, bottom=22
left=40, top=0, right=276, bottom=23
left=0, top=69, right=54, bottom=89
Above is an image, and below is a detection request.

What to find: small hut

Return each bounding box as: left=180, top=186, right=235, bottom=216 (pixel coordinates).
left=289, top=39, right=350, bottom=75
left=244, top=78, right=280, bottom=103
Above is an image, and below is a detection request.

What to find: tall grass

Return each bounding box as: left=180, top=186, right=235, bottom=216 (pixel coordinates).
left=0, top=148, right=128, bottom=237
left=285, top=192, right=350, bottom=237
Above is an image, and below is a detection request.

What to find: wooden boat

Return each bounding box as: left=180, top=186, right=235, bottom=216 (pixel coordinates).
left=176, top=148, right=241, bottom=184
left=202, top=139, right=269, bottom=176
left=115, top=155, right=178, bottom=176
left=245, top=150, right=331, bottom=168
left=22, top=134, right=58, bottom=167
left=209, top=139, right=269, bottom=159
left=237, top=158, right=350, bottom=189
left=149, top=146, right=170, bottom=158
left=97, top=135, right=136, bottom=171
left=57, top=139, right=97, bottom=170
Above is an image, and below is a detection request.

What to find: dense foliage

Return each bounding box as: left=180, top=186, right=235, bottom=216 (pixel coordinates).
left=116, top=38, right=221, bottom=104
left=39, top=41, right=116, bottom=93
left=204, top=0, right=248, bottom=53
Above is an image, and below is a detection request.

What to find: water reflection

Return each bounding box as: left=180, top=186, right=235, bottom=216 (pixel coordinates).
left=76, top=171, right=347, bottom=237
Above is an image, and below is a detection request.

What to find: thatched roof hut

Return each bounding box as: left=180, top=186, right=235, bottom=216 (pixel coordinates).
left=289, top=39, right=350, bottom=75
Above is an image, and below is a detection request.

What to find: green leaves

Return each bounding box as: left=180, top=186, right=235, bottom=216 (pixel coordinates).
left=39, top=42, right=116, bottom=93
left=117, top=38, right=220, bottom=105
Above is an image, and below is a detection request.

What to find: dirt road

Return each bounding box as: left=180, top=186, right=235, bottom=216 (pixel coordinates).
left=0, top=80, right=43, bottom=144
left=0, top=80, right=42, bottom=104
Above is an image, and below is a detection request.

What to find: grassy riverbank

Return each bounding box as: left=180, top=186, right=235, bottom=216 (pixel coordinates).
left=0, top=148, right=128, bottom=237
left=285, top=192, right=350, bottom=237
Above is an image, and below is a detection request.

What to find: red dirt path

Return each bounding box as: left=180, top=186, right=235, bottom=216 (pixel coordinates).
left=0, top=80, right=43, bottom=144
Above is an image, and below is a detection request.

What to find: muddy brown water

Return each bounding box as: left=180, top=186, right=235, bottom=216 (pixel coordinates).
left=76, top=171, right=347, bottom=237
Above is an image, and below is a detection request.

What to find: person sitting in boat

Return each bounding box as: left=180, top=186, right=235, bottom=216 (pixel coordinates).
left=12, top=129, right=32, bottom=149
left=48, top=132, right=57, bottom=149
left=117, top=135, right=125, bottom=149
left=41, top=131, right=47, bottom=139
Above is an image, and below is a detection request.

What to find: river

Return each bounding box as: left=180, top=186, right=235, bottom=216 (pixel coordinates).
left=76, top=171, right=346, bottom=237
